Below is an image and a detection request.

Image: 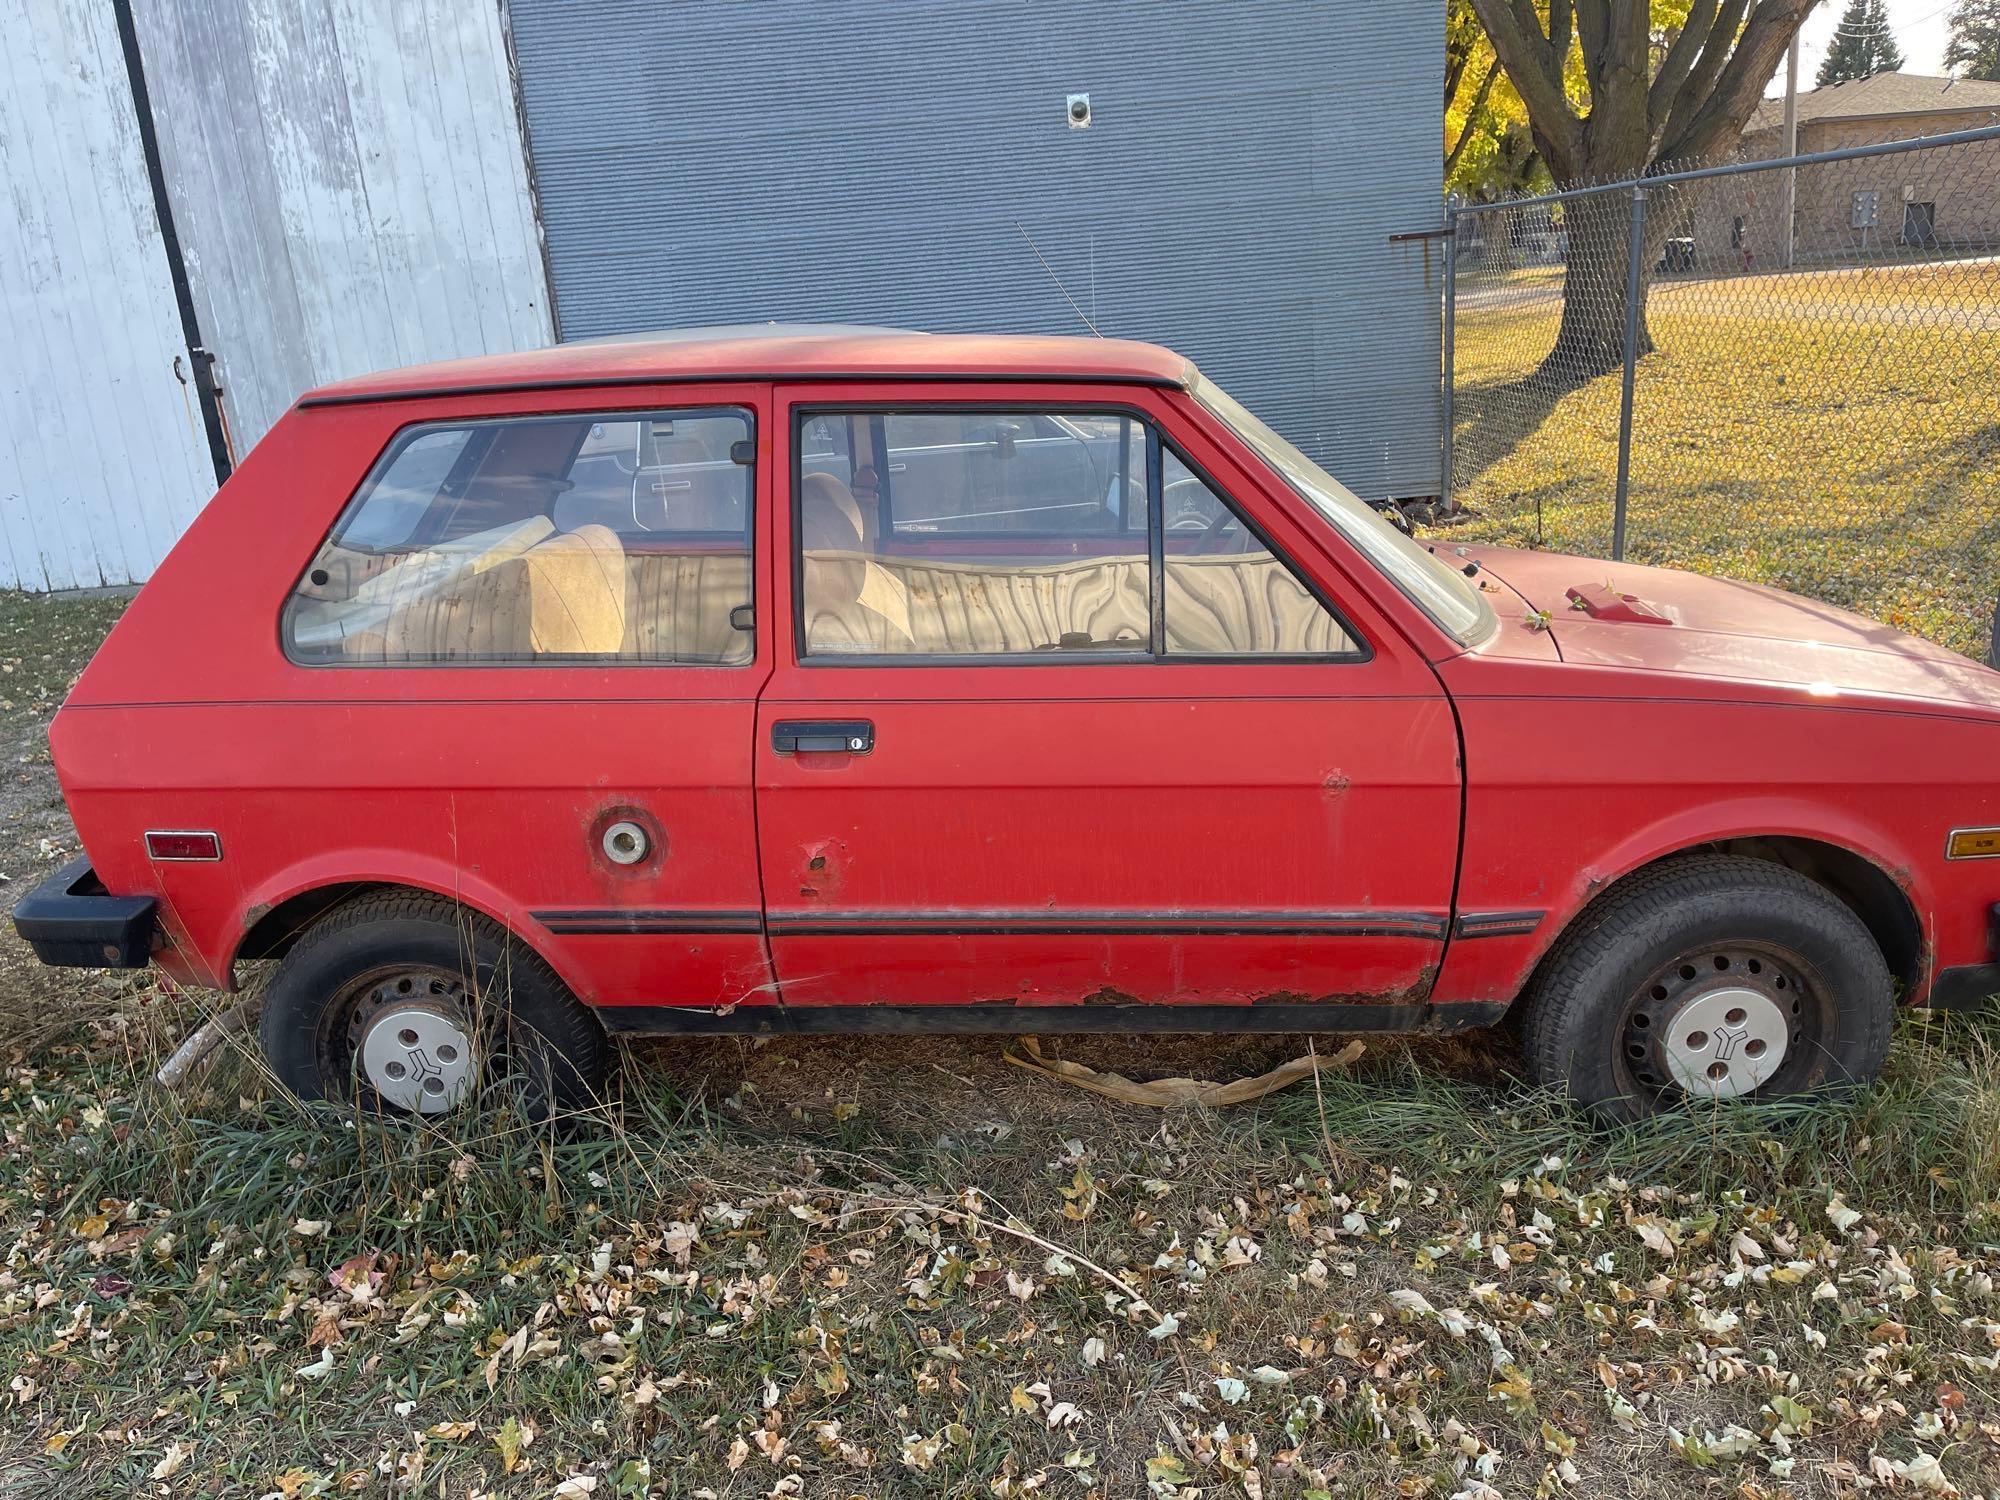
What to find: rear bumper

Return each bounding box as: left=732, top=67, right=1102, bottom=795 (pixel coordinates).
left=10, top=856, right=156, bottom=969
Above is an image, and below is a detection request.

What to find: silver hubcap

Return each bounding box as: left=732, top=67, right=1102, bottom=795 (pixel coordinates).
left=357, top=1000, right=475, bottom=1113
left=1660, top=985, right=1789, bottom=1098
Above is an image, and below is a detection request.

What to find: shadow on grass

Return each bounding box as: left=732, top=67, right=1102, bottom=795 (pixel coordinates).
left=1450, top=374, right=1573, bottom=511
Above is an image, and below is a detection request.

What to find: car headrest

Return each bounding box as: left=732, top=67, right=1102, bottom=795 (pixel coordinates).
left=800, top=473, right=866, bottom=553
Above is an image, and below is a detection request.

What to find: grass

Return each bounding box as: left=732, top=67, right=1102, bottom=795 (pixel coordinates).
left=1446, top=259, right=2000, bottom=659
left=15, top=999, right=2000, bottom=1496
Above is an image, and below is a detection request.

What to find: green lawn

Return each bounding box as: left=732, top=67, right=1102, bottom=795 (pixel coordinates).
left=1447, top=260, right=2000, bottom=659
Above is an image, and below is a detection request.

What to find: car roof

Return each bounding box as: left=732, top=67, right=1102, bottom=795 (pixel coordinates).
left=297, top=326, right=1194, bottom=407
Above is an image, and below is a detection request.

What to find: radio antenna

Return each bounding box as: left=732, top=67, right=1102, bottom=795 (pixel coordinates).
left=1014, top=221, right=1103, bottom=337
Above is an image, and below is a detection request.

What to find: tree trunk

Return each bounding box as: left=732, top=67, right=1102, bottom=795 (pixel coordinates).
left=1537, top=189, right=1655, bottom=389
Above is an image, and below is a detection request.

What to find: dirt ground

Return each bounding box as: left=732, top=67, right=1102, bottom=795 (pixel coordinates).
left=0, top=592, right=134, bottom=1042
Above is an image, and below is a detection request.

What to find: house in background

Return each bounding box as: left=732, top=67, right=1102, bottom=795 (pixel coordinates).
left=0, top=0, right=1441, bottom=592
left=1692, top=73, right=2000, bottom=268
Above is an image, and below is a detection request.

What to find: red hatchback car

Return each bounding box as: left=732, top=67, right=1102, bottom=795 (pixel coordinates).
left=14, top=329, right=2000, bottom=1120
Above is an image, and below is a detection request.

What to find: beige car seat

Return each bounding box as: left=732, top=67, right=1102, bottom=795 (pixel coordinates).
left=1164, top=553, right=1356, bottom=655
left=800, top=473, right=914, bottom=652
left=800, top=472, right=868, bottom=550
left=625, top=550, right=754, bottom=662
left=522, top=523, right=628, bottom=654
left=364, top=515, right=554, bottom=660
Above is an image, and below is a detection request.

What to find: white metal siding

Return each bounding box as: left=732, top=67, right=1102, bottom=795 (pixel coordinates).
left=508, top=0, right=1443, bottom=500
left=0, top=0, right=216, bottom=589
left=133, top=0, right=555, bottom=454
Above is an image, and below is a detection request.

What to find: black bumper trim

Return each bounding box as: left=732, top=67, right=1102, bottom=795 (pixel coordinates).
left=1926, top=962, right=2000, bottom=1011
left=11, top=856, right=156, bottom=969
left=762, top=909, right=1449, bottom=940
left=531, top=909, right=761, bottom=935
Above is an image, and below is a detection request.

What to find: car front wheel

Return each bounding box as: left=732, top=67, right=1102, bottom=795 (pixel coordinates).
left=1521, top=855, right=1894, bottom=1121
left=257, top=891, right=607, bottom=1119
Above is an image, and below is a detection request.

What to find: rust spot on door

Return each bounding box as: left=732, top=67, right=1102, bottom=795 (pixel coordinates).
left=798, top=839, right=847, bottom=900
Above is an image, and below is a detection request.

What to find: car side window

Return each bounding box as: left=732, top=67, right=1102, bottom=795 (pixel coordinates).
left=284, top=409, right=755, bottom=665
left=793, top=407, right=1355, bottom=661
left=1160, top=449, right=1356, bottom=656
left=798, top=409, right=1151, bottom=656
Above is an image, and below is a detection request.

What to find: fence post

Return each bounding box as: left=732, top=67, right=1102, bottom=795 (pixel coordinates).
left=1611, top=184, right=1647, bottom=562
left=1439, top=196, right=1458, bottom=509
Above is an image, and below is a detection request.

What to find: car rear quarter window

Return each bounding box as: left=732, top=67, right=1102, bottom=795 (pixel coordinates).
left=793, top=407, right=1356, bottom=661
left=284, top=409, right=755, bottom=665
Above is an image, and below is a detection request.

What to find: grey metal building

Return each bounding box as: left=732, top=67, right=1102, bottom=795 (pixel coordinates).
left=509, top=0, right=1444, bottom=503
left=0, top=0, right=1440, bottom=591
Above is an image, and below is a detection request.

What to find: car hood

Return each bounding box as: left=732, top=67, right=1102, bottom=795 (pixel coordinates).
left=1459, top=545, right=2000, bottom=713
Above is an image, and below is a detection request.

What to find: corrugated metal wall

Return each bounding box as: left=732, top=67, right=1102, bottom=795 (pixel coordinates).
left=0, top=1, right=216, bottom=589
left=507, top=0, right=1443, bottom=500
left=133, top=0, right=554, bottom=453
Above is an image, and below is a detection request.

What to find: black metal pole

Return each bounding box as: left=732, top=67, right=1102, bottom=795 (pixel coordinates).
left=110, top=0, right=233, bottom=485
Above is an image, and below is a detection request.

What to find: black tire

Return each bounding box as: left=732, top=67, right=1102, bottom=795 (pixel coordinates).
left=257, top=891, right=607, bottom=1119
left=1521, top=855, right=1893, bottom=1122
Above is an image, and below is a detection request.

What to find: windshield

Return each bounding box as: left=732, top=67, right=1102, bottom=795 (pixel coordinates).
left=1192, top=377, right=1495, bottom=648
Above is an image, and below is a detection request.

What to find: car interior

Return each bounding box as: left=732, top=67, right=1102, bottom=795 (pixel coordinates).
left=286, top=413, right=755, bottom=664
left=796, top=410, right=1356, bottom=657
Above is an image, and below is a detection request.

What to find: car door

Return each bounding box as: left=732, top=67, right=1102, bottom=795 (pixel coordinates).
left=753, top=382, right=1461, bottom=1020
left=258, top=384, right=776, bottom=1018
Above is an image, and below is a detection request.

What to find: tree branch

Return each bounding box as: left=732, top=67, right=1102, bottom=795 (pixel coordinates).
left=1659, top=0, right=1816, bottom=164
left=1446, top=3, right=1476, bottom=113
left=1577, top=2, right=1655, bottom=178
left=1446, top=61, right=1503, bottom=178
left=1469, top=0, right=1585, bottom=177
left=1656, top=0, right=1751, bottom=154
left=1575, top=0, right=1611, bottom=84
left=1648, top=0, right=1721, bottom=131
left=1549, top=0, right=1575, bottom=69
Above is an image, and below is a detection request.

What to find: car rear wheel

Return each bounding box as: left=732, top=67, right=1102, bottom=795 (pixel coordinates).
left=1521, top=855, right=1893, bottom=1122
left=257, top=891, right=607, bottom=1119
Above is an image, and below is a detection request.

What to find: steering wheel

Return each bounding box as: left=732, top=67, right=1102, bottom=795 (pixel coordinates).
left=1163, top=478, right=1251, bottom=555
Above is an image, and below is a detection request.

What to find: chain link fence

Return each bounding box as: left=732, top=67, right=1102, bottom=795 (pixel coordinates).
left=1440, top=125, right=2000, bottom=660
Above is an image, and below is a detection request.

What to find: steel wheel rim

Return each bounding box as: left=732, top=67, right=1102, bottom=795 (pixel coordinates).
left=1620, top=943, right=1813, bottom=1103
left=335, top=965, right=479, bottom=1114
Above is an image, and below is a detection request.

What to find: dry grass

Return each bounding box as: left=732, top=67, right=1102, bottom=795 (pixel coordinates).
left=1447, top=259, right=2000, bottom=659
left=12, top=998, right=2000, bottom=1497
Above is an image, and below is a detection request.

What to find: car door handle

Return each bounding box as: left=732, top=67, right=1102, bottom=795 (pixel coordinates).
left=771, top=719, right=874, bottom=755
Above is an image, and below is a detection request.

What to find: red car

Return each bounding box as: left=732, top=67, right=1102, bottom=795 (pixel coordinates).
left=14, top=329, right=2000, bottom=1121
